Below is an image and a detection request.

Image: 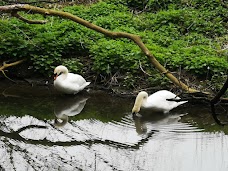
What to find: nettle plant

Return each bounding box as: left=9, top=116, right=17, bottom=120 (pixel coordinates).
left=90, top=38, right=143, bottom=74
left=0, top=0, right=227, bottom=88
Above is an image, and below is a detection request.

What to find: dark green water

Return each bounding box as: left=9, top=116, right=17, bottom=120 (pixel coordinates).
left=0, top=81, right=228, bottom=171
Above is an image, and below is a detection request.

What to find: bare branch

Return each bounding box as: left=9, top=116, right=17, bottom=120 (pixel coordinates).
left=11, top=11, right=47, bottom=24
left=210, top=74, right=228, bottom=125
left=0, top=59, right=26, bottom=81
left=211, top=75, right=228, bottom=104
left=139, top=60, right=152, bottom=76
left=0, top=59, right=26, bottom=71
left=2, top=0, right=61, bottom=4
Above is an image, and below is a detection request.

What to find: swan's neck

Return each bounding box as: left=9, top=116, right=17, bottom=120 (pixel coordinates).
left=137, top=93, right=148, bottom=107
left=132, top=92, right=148, bottom=113
left=56, top=70, right=68, bottom=81
left=61, top=72, right=68, bottom=80
left=58, top=66, right=69, bottom=80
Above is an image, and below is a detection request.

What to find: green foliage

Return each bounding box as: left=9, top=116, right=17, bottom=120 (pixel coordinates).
left=138, top=7, right=227, bottom=38
left=90, top=38, right=143, bottom=74
left=148, top=73, right=170, bottom=87
left=0, top=20, right=32, bottom=59
left=0, top=0, right=227, bottom=90
left=209, top=74, right=228, bottom=97
left=62, top=58, right=84, bottom=74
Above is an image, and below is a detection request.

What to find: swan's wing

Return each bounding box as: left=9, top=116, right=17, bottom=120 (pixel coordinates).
left=146, top=90, right=186, bottom=112
left=147, top=90, right=178, bottom=103
left=153, top=90, right=180, bottom=99
left=66, top=73, right=87, bottom=86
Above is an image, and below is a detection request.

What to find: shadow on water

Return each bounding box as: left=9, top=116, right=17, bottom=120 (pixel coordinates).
left=0, top=81, right=228, bottom=171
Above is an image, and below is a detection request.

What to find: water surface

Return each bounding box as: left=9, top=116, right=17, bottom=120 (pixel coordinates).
left=0, top=82, right=227, bottom=171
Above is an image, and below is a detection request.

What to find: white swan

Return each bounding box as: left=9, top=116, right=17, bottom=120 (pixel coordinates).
left=54, top=65, right=90, bottom=94
left=132, top=90, right=187, bottom=114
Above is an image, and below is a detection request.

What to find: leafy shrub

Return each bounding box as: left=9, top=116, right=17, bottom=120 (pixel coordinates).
left=90, top=38, right=143, bottom=74
left=0, top=0, right=227, bottom=91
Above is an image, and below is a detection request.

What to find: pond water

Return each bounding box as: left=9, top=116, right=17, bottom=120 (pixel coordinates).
left=0, top=81, right=228, bottom=171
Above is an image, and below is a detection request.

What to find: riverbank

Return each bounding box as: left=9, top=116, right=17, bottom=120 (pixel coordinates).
left=0, top=1, right=227, bottom=97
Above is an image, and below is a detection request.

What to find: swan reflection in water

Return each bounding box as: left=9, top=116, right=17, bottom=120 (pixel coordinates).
left=133, top=110, right=187, bottom=135
left=54, top=96, right=89, bottom=127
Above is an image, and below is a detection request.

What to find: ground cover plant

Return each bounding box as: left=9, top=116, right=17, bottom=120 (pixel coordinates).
left=0, top=0, right=227, bottom=93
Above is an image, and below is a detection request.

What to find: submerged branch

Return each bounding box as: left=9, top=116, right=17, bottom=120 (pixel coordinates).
left=0, top=4, right=200, bottom=93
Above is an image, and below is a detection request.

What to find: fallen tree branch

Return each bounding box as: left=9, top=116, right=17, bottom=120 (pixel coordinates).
left=11, top=11, right=47, bottom=24
left=0, top=59, right=26, bottom=81
left=0, top=59, right=26, bottom=71
left=2, top=0, right=62, bottom=4
left=0, top=4, right=200, bottom=93
left=211, top=74, right=228, bottom=104
left=210, top=74, right=228, bottom=125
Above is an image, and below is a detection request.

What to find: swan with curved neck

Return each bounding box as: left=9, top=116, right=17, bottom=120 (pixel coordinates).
left=54, top=65, right=90, bottom=94
left=132, top=90, right=187, bottom=114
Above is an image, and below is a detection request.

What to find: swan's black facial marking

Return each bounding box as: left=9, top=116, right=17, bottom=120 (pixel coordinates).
left=58, top=71, right=63, bottom=76
left=54, top=71, right=63, bottom=80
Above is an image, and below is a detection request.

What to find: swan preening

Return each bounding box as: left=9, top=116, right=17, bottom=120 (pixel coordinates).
left=132, top=90, right=187, bottom=114
left=54, top=65, right=90, bottom=94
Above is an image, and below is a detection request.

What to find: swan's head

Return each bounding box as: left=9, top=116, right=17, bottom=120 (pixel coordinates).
left=54, top=115, right=68, bottom=128
left=132, top=91, right=148, bottom=115
left=54, top=65, right=68, bottom=80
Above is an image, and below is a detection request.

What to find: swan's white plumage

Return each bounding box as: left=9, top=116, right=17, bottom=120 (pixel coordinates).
left=132, top=90, right=187, bottom=114
left=54, top=97, right=88, bottom=127
left=54, top=65, right=90, bottom=94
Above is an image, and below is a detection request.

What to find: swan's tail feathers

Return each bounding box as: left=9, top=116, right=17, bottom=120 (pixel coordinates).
left=85, top=82, right=91, bottom=87
left=81, top=82, right=90, bottom=90
left=178, top=100, right=188, bottom=105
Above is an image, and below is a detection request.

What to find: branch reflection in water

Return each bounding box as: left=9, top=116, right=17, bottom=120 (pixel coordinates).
left=1, top=82, right=228, bottom=171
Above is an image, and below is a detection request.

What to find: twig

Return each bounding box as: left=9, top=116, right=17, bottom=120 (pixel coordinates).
left=2, top=0, right=62, bottom=4
left=0, top=59, right=26, bottom=82
left=11, top=11, right=47, bottom=24
left=210, top=74, right=228, bottom=125
left=0, top=59, right=26, bottom=71
left=1, top=70, right=16, bottom=82
left=139, top=60, right=152, bottom=76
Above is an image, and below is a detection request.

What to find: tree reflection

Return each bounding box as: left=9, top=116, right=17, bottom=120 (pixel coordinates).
left=1, top=83, right=227, bottom=170
left=0, top=113, right=164, bottom=170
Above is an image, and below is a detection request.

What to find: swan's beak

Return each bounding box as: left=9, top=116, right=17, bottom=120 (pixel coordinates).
left=132, top=106, right=140, bottom=115
left=54, top=73, right=58, bottom=80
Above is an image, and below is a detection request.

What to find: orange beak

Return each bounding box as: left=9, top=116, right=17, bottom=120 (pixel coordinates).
left=54, top=74, right=58, bottom=80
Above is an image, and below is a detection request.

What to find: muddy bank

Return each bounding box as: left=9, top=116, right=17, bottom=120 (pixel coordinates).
left=0, top=77, right=136, bottom=98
